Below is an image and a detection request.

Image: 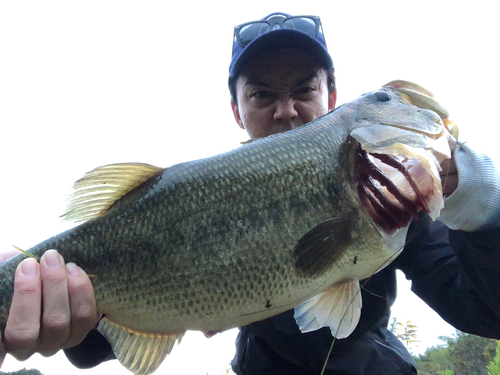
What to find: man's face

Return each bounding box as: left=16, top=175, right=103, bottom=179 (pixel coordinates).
left=232, top=48, right=336, bottom=139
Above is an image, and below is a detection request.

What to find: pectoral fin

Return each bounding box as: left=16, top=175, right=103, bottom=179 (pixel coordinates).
left=293, top=278, right=362, bottom=339
left=98, top=317, right=184, bottom=375
left=294, top=216, right=355, bottom=277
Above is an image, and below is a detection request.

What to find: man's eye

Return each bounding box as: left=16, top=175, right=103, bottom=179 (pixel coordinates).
left=252, top=91, right=272, bottom=99
left=297, top=86, right=315, bottom=95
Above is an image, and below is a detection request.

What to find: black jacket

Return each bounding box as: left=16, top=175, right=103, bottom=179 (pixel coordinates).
left=230, top=214, right=500, bottom=375
left=64, top=215, right=500, bottom=374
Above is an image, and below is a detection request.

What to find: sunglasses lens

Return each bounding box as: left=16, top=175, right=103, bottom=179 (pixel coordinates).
left=235, top=16, right=321, bottom=50
left=283, top=17, right=317, bottom=37
left=239, top=22, right=271, bottom=46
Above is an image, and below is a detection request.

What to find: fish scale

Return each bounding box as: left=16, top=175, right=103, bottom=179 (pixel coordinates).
left=0, top=85, right=454, bottom=375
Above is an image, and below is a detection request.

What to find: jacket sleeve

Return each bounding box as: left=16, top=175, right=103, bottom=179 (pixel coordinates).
left=396, top=141, right=500, bottom=338
left=396, top=218, right=500, bottom=338
left=439, top=141, right=500, bottom=231
left=63, top=328, right=116, bottom=368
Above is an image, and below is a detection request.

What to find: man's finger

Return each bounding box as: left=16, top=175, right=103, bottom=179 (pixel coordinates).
left=440, top=156, right=459, bottom=196
left=0, top=249, right=21, bottom=263
left=440, top=158, right=458, bottom=176
left=5, top=258, right=42, bottom=361
left=442, top=174, right=459, bottom=196
left=37, top=250, right=71, bottom=357
left=0, top=341, right=6, bottom=368
left=64, top=262, right=100, bottom=349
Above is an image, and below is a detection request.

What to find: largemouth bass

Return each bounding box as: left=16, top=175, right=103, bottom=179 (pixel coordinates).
left=0, top=84, right=455, bottom=375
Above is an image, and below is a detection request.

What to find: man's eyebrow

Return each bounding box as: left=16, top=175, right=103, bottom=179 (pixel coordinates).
left=243, top=80, right=270, bottom=88
left=243, top=73, right=320, bottom=89
left=294, top=72, right=320, bottom=87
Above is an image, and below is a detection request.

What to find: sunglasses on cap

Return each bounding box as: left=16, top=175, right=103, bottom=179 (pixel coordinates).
left=232, top=14, right=325, bottom=54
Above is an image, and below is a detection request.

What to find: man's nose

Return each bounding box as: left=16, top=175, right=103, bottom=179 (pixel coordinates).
left=274, top=98, right=298, bottom=123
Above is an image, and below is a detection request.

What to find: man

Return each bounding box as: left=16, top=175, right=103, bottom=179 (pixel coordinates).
left=1, top=11, right=500, bottom=375
left=226, top=12, right=500, bottom=375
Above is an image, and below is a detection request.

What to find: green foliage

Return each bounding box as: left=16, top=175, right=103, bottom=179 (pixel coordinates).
left=390, top=316, right=419, bottom=354
left=415, top=342, right=454, bottom=375
left=0, top=369, right=43, bottom=375
left=414, top=331, right=497, bottom=375
left=450, top=331, right=495, bottom=375
left=487, top=341, right=500, bottom=375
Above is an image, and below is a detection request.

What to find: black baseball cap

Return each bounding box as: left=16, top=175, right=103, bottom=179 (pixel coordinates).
left=229, top=12, right=334, bottom=79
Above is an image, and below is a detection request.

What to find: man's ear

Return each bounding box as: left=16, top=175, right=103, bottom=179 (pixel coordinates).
left=328, top=89, right=337, bottom=112
left=231, top=100, right=245, bottom=130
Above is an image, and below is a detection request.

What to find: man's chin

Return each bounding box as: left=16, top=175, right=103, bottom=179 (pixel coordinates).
left=267, top=123, right=304, bottom=136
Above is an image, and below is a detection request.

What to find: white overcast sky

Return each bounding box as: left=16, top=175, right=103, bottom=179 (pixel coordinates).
left=1, top=1, right=499, bottom=374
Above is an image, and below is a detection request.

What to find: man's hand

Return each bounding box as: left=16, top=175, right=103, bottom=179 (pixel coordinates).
left=382, top=80, right=460, bottom=197
left=0, top=250, right=100, bottom=366
left=440, top=154, right=459, bottom=197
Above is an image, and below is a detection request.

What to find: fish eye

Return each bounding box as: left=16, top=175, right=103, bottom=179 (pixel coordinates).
left=374, top=91, right=391, bottom=102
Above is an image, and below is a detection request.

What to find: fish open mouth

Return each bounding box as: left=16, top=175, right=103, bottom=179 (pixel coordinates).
left=354, top=143, right=438, bottom=233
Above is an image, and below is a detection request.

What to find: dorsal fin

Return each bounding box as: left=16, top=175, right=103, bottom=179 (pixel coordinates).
left=383, top=80, right=436, bottom=98
left=240, top=138, right=258, bottom=145
left=383, top=80, right=450, bottom=119
left=98, top=317, right=184, bottom=375
left=62, top=163, right=162, bottom=223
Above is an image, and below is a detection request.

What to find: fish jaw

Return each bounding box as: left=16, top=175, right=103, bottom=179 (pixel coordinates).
left=347, top=88, right=453, bottom=233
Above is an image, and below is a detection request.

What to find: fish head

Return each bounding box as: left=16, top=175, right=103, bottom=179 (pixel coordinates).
left=343, top=85, right=456, bottom=234
left=350, top=86, right=454, bottom=157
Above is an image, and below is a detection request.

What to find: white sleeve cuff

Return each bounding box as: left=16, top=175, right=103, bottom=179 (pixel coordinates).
left=438, top=141, right=500, bottom=232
